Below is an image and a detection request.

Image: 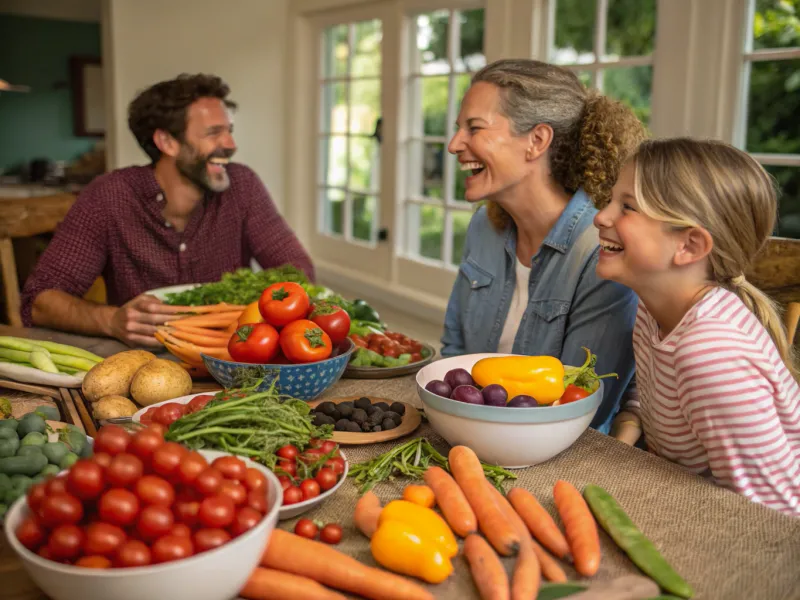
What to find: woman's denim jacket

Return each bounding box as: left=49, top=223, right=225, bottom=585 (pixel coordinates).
left=441, top=190, right=637, bottom=433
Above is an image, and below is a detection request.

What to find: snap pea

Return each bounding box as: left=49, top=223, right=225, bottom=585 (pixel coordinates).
left=583, top=485, right=694, bottom=598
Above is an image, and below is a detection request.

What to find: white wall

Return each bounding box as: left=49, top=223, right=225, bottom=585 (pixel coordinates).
left=102, top=0, right=289, bottom=210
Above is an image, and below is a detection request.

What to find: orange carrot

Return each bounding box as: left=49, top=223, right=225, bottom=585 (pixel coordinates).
left=530, top=540, right=568, bottom=583
left=423, top=466, right=477, bottom=537
left=354, top=491, right=382, bottom=539
left=163, top=343, right=203, bottom=367
left=402, top=484, right=436, bottom=509
left=164, top=327, right=230, bottom=348
left=553, top=480, right=601, bottom=577
left=163, top=333, right=233, bottom=361
left=179, top=362, right=211, bottom=378
left=448, top=446, right=520, bottom=556
left=169, top=303, right=246, bottom=314
left=463, top=534, right=510, bottom=600
left=241, top=567, right=347, bottom=600
left=507, top=487, right=571, bottom=561
left=166, top=310, right=242, bottom=329
left=261, top=529, right=434, bottom=600
left=168, top=324, right=230, bottom=338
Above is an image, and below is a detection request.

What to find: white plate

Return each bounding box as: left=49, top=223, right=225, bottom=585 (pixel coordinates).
left=132, top=391, right=214, bottom=423
left=144, top=284, right=201, bottom=302
left=0, top=362, right=85, bottom=388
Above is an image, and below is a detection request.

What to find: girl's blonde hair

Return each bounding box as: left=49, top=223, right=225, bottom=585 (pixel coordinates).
left=471, top=59, right=646, bottom=229
left=632, top=137, right=797, bottom=377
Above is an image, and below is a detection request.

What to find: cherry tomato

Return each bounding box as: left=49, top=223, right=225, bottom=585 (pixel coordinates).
left=15, top=516, right=45, bottom=551
left=94, top=425, right=131, bottom=456
left=309, top=302, right=351, bottom=344
left=152, top=535, right=194, bottom=564
left=247, top=489, right=268, bottom=513
left=135, top=475, right=175, bottom=507
left=186, top=395, right=214, bottom=414
left=170, top=523, right=192, bottom=538
left=276, top=460, right=296, bottom=478
left=115, top=540, right=152, bottom=568
left=218, top=480, right=247, bottom=506
left=320, top=441, right=338, bottom=455
left=66, top=459, right=105, bottom=500
left=151, top=442, right=188, bottom=478
left=258, top=282, right=310, bottom=327
left=98, top=488, right=140, bottom=527
left=153, top=403, right=185, bottom=427
left=231, top=507, right=263, bottom=536
left=76, top=555, right=112, bottom=569
left=276, top=445, right=298, bottom=461
left=308, top=438, right=324, bottom=448
left=83, top=522, right=127, bottom=556
left=174, top=498, right=201, bottom=526
left=137, top=505, right=175, bottom=540
left=177, top=451, right=209, bottom=485
left=26, top=483, right=47, bottom=513
left=325, top=457, right=346, bottom=475
left=139, top=410, right=154, bottom=426
left=293, top=518, right=318, bottom=539
left=47, top=524, right=85, bottom=559
left=409, top=352, right=423, bottom=363
left=211, top=456, right=247, bottom=481
left=194, top=467, right=224, bottom=496
left=279, top=320, right=332, bottom=364
left=106, top=453, right=144, bottom=488
left=300, top=449, right=324, bottom=465
left=299, top=479, right=320, bottom=500
left=146, top=423, right=168, bottom=437
left=349, top=334, right=368, bottom=348
left=276, top=475, right=292, bottom=491
left=37, top=546, right=53, bottom=560
left=227, top=323, right=280, bottom=363
left=282, top=486, right=303, bottom=505
left=320, top=523, right=343, bottom=545
left=243, top=468, right=266, bottom=492
left=315, top=467, right=339, bottom=492
left=90, top=452, right=113, bottom=470
left=44, top=477, right=68, bottom=496
left=198, top=495, right=235, bottom=528
left=39, top=493, right=84, bottom=527
left=194, top=528, right=231, bottom=553
left=559, top=383, right=591, bottom=404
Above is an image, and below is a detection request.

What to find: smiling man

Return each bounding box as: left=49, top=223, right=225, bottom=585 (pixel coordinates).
left=21, top=74, right=314, bottom=347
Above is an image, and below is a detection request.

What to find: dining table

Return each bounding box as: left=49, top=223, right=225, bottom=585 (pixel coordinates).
left=1, top=325, right=799, bottom=600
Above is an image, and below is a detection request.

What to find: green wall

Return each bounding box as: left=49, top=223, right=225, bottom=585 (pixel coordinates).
left=0, top=15, right=101, bottom=173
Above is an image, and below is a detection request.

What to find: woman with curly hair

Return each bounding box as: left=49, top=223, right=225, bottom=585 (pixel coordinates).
left=442, top=59, right=646, bottom=432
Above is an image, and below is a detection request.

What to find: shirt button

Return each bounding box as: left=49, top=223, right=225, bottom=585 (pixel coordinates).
left=179, top=243, right=187, bottom=252
left=156, top=193, right=164, bottom=201
left=165, top=221, right=171, bottom=228
left=472, top=280, right=478, bottom=285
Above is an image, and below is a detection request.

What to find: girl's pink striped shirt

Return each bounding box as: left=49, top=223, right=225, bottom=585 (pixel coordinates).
left=628, top=287, right=800, bottom=516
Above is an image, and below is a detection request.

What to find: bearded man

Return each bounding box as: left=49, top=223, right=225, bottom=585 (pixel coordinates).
left=21, top=74, right=314, bottom=347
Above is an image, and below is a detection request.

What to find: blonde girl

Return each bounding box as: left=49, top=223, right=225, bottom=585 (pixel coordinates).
left=595, top=137, right=800, bottom=516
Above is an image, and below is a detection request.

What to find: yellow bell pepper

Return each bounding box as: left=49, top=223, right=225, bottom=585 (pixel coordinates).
left=471, top=355, right=565, bottom=405
left=378, top=500, right=458, bottom=557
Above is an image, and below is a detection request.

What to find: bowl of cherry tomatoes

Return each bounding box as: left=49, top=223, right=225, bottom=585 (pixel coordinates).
left=3, top=424, right=283, bottom=600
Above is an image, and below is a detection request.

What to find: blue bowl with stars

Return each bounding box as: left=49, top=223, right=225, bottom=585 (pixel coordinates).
left=200, top=339, right=356, bottom=401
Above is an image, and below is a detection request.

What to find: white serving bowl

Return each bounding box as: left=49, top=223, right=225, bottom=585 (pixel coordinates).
left=416, top=353, right=603, bottom=468
left=4, top=450, right=282, bottom=600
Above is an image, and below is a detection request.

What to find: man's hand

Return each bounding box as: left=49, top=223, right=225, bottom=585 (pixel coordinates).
left=108, top=294, right=188, bottom=348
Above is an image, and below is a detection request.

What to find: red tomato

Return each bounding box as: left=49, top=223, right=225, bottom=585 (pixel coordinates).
left=559, top=384, right=591, bottom=404
left=151, top=442, right=188, bottom=478
left=308, top=438, right=324, bottom=448
left=227, top=323, right=280, bottom=363
left=231, top=507, right=262, bottom=536
left=83, top=522, right=127, bottom=556
left=152, top=535, right=194, bottom=564
left=282, top=486, right=303, bottom=505
left=137, top=505, right=175, bottom=540
left=90, top=452, right=112, bottom=470
left=135, top=475, right=175, bottom=507
left=106, top=453, right=144, bottom=488
left=276, top=475, right=292, bottom=491
left=44, top=477, right=68, bottom=496
left=275, top=460, right=296, bottom=478
left=325, top=457, right=346, bottom=475
left=66, top=459, right=105, bottom=500
left=194, top=467, right=224, bottom=496
left=300, top=449, right=325, bottom=465
left=410, top=352, right=423, bottom=363
left=27, top=483, right=47, bottom=513
left=258, top=282, right=310, bottom=327
left=47, top=524, right=85, bottom=559
left=198, top=495, right=236, bottom=528
left=186, top=395, right=214, bottom=414
left=153, top=403, right=185, bottom=427
left=115, top=540, right=152, bottom=567
left=293, top=518, right=318, bottom=539
left=315, top=467, right=339, bottom=492
left=128, top=428, right=164, bottom=462
left=15, top=517, right=45, bottom=551
left=39, top=493, right=84, bottom=527
left=349, top=334, right=368, bottom=348
left=93, top=425, right=131, bottom=456
left=139, top=410, right=154, bottom=425
left=177, top=452, right=209, bottom=485
left=76, top=555, right=112, bottom=569
left=320, top=523, right=343, bottom=545
left=194, top=528, right=231, bottom=553
left=218, top=480, right=247, bottom=506
left=309, top=303, right=351, bottom=344
left=99, top=489, right=140, bottom=527
left=279, top=320, right=332, bottom=363
left=299, top=479, right=321, bottom=500
left=243, top=468, right=266, bottom=492
left=170, top=523, right=192, bottom=538
left=211, top=456, right=247, bottom=481
left=276, top=445, right=298, bottom=461
left=320, top=441, right=338, bottom=455
left=174, top=498, right=201, bottom=526
left=247, top=489, right=268, bottom=513
left=146, top=423, right=168, bottom=437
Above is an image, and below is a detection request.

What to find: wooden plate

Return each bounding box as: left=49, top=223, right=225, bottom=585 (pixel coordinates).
left=343, top=342, right=437, bottom=380
left=308, top=396, right=421, bottom=445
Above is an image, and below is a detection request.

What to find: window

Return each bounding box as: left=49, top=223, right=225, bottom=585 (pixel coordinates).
left=319, top=20, right=383, bottom=243
left=403, top=8, right=485, bottom=268
left=548, top=0, right=656, bottom=126
left=740, top=0, right=800, bottom=238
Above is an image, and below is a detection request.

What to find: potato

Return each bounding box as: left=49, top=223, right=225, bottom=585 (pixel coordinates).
left=92, top=395, right=139, bottom=420
left=130, top=359, right=192, bottom=406
left=82, top=350, right=157, bottom=402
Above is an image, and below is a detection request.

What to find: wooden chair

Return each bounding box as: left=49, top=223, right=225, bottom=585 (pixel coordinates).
left=747, top=237, right=800, bottom=343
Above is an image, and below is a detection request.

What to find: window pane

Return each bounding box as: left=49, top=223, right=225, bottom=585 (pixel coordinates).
left=752, top=0, right=800, bottom=51
left=767, top=165, right=800, bottom=239
left=319, top=136, right=347, bottom=187
left=450, top=210, right=472, bottom=265
left=352, top=193, right=377, bottom=242
left=406, top=204, right=444, bottom=260
left=603, top=65, right=653, bottom=126
left=746, top=59, right=800, bottom=154
left=414, top=10, right=449, bottom=74
left=348, top=136, right=380, bottom=192
left=456, top=73, right=472, bottom=105
left=455, top=9, right=486, bottom=73
left=606, top=0, right=656, bottom=57
left=420, top=76, right=450, bottom=137
left=322, top=24, right=348, bottom=78
left=321, top=188, right=345, bottom=235
left=350, top=79, right=380, bottom=135
left=552, top=0, right=596, bottom=64
left=422, top=142, right=445, bottom=199
left=352, top=20, right=382, bottom=77
left=320, top=82, right=347, bottom=134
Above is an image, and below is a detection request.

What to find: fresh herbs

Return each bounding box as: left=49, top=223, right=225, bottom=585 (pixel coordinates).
left=348, top=437, right=516, bottom=493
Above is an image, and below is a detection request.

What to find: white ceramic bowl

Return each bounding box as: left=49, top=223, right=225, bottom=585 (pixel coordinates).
left=416, top=353, right=603, bottom=468
left=4, top=450, right=282, bottom=600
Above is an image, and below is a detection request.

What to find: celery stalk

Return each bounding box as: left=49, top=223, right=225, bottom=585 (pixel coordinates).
left=49, top=354, right=98, bottom=372
left=24, top=339, right=102, bottom=363
left=30, top=350, right=59, bottom=374
left=0, top=348, right=33, bottom=363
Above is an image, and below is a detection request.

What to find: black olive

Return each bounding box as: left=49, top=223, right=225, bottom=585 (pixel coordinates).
left=351, top=408, right=368, bottom=423
left=361, top=422, right=372, bottom=432
left=346, top=422, right=361, bottom=432
left=320, top=414, right=336, bottom=425
left=318, top=401, right=337, bottom=415
left=329, top=408, right=341, bottom=421
left=387, top=411, right=403, bottom=425
left=339, top=401, right=354, bottom=411
left=365, top=405, right=378, bottom=416
left=373, top=402, right=391, bottom=412
left=354, top=397, right=372, bottom=410
left=381, top=418, right=397, bottom=430
left=334, top=419, right=350, bottom=431
left=338, top=404, right=354, bottom=418
left=312, top=413, right=328, bottom=426
left=372, top=425, right=382, bottom=432
left=368, top=410, right=384, bottom=425
left=390, top=402, right=406, bottom=415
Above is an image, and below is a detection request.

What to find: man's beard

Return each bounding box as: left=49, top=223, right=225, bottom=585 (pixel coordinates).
left=175, top=143, right=233, bottom=193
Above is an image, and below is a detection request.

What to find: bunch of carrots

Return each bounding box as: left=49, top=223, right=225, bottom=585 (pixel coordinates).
left=152, top=302, right=244, bottom=378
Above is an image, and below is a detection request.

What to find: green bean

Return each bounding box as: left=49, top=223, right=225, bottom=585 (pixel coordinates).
left=583, top=485, right=694, bottom=598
